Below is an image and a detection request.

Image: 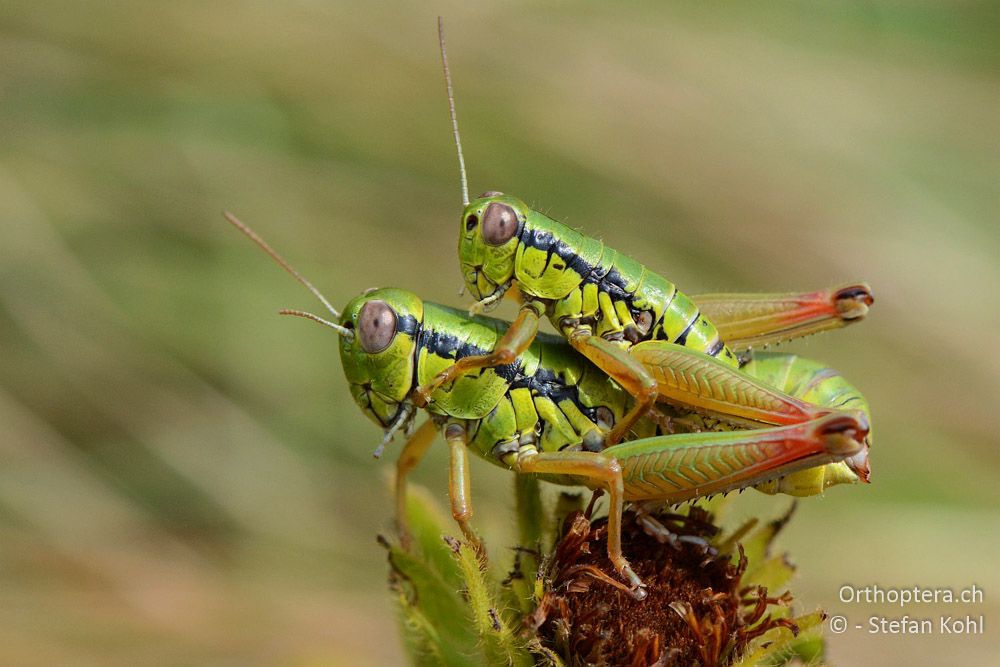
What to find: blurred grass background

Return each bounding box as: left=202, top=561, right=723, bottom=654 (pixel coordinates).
left=1, top=1, right=998, bottom=664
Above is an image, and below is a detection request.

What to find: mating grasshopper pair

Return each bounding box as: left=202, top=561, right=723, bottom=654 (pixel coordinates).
left=228, top=20, right=873, bottom=599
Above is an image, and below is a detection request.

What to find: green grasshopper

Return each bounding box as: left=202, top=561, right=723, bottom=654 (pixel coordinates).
left=226, top=212, right=868, bottom=598
left=417, top=21, right=873, bottom=487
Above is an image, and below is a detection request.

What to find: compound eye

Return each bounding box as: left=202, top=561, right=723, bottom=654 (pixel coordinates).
left=357, top=300, right=397, bottom=353
left=481, top=202, right=518, bottom=246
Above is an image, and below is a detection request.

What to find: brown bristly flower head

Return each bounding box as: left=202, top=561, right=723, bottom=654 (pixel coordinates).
left=528, top=505, right=806, bottom=666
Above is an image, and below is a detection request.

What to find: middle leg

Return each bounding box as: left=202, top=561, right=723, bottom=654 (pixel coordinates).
left=513, top=449, right=647, bottom=599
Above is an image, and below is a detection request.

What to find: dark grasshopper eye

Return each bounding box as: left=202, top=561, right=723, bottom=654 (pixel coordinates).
left=465, top=213, right=478, bottom=231
left=357, top=300, right=397, bottom=353
left=481, top=202, right=518, bottom=246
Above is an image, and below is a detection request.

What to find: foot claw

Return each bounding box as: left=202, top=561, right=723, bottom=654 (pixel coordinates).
left=622, top=565, right=647, bottom=600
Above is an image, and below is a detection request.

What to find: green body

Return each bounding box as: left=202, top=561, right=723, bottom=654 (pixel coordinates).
left=455, top=193, right=871, bottom=485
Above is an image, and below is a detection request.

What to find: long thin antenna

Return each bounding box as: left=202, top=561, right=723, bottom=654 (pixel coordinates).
left=224, top=211, right=341, bottom=319
left=438, top=17, right=469, bottom=206
left=279, top=308, right=353, bottom=339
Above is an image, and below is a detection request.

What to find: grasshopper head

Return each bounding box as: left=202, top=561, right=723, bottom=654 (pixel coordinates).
left=458, top=191, right=527, bottom=311
left=224, top=211, right=426, bottom=452
left=337, top=288, right=424, bottom=433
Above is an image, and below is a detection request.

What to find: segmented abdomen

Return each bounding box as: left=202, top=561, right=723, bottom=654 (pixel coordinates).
left=742, top=353, right=872, bottom=419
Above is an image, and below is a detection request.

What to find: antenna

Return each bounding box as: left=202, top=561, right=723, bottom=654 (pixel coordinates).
left=279, top=309, right=352, bottom=338
left=224, top=211, right=353, bottom=339
left=438, top=17, right=469, bottom=206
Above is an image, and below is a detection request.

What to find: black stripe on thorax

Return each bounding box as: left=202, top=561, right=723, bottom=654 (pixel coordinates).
left=520, top=226, right=596, bottom=281
left=416, top=325, right=522, bottom=384
left=522, top=228, right=643, bottom=318
left=520, top=226, right=684, bottom=351
left=397, top=314, right=420, bottom=338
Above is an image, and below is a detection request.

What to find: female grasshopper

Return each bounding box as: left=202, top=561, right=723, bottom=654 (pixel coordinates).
left=418, top=22, right=873, bottom=487
left=226, top=213, right=868, bottom=598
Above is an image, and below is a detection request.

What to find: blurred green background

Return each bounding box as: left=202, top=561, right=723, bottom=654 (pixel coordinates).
left=1, top=1, right=998, bottom=664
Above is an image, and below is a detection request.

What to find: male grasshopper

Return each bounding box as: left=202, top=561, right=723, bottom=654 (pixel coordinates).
left=418, top=20, right=873, bottom=489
